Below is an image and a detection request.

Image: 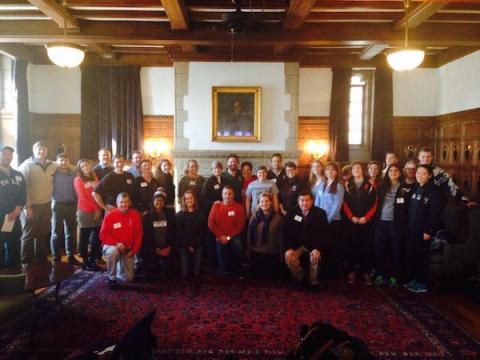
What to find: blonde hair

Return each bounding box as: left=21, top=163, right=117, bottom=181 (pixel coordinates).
left=308, top=160, right=324, bottom=186
left=183, top=159, right=199, bottom=176
left=181, top=190, right=199, bottom=212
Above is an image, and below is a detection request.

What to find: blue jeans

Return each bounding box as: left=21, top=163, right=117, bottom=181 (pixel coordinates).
left=0, top=217, right=22, bottom=268
left=50, top=202, right=77, bottom=259
left=216, top=235, right=244, bottom=273
left=179, top=247, right=202, bottom=278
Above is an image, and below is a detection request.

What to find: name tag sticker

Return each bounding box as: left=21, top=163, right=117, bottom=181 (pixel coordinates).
left=396, top=198, right=404, bottom=204
left=140, top=182, right=148, bottom=187
left=15, top=176, right=23, bottom=182
left=214, top=184, right=220, bottom=190
left=126, top=179, right=132, bottom=184
left=153, top=220, right=167, bottom=228
left=228, top=211, right=235, bottom=216
left=294, top=215, right=303, bottom=222
left=113, top=222, right=122, bottom=229
left=271, top=178, right=277, bottom=183
left=189, top=181, right=196, bottom=186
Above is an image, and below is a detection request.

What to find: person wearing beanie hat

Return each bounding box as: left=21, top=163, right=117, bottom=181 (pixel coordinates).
left=141, top=190, right=176, bottom=280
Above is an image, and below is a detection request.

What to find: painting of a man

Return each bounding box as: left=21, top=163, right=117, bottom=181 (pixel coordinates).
left=212, top=87, right=260, bottom=142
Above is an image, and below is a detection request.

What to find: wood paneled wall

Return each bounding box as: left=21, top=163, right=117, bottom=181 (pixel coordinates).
left=393, top=108, right=480, bottom=197
left=143, top=115, right=174, bottom=139
left=435, top=108, right=480, bottom=197
left=30, top=113, right=81, bottom=162
left=28, top=113, right=174, bottom=163
left=298, top=116, right=329, bottom=174
left=392, top=116, right=437, bottom=163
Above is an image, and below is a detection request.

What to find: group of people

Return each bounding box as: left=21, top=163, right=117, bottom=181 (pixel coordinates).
left=0, top=142, right=474, bottom=293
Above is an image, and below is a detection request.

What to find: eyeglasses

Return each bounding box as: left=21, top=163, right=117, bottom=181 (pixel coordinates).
left=405, top=167, right=417, bottom=171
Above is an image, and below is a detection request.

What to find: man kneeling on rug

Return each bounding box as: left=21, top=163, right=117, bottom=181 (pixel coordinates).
left=284, top=191, right=329, bottom=288
left=100, top=192, right=143, bottom=289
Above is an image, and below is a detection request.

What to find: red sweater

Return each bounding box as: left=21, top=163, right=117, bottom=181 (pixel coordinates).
left=208, top=201, right=245, bottom=239
left=74, top=176, right=100, bottom=213
left=100, top=208, right=143, bottom=254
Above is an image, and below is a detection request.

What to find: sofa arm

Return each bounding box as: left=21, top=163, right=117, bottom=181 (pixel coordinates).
left=0, top=274, right=26, bottom=295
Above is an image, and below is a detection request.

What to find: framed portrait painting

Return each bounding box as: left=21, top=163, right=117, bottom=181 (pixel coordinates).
left=212, top=86, right=261, bottom=142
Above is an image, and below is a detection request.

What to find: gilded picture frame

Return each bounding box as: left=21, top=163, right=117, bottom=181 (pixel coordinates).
left=212, top=86, right=261, bottom=142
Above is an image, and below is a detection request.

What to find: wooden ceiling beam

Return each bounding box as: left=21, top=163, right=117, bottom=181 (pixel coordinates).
left=88, top=43, right=115, bottom=59
left=27, top=0, right=79, bottom=30
left=312, top=1, right=404, bottom=11
left=283, top=0, right=316, bottom=30
left=359, top=43, right=389, bottom=60
left=182, top=44, right=197, bottom=53
left=71, top=10, right=168, bottom=21
left=300, top=53, right=438, bottom=68
left=160, top=0, right=189, bottom=30
left=111, top=46, right=168, bottom=54
left=435, top=46, right=479, bottom=67
left=0, top=43, right=36, bottom=62
left=273, top=44, right=291, bottom=55
left=395, top=1, right=450, bottom=30
left=0, top=21, right=479, bottom=47
left=84, top=51, right=172, bottom=66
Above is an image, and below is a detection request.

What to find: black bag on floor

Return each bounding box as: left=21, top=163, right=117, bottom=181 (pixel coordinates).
left=287, top=322, right=373, bottom=360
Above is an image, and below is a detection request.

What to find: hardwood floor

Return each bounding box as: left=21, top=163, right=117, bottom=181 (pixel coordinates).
left=425, top=285, right=480, bottom=340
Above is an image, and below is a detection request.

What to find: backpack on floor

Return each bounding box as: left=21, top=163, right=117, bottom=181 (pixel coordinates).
left=287, top=322, right=373, bottom=360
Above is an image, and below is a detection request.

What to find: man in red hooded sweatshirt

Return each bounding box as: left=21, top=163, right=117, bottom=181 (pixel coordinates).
left=100, top=192, right=142, bottom=289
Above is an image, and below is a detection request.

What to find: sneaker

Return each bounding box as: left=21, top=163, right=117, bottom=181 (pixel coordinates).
left=388, top=277, right=398, bottom=287
left=347, top=272, right=356, bottom=284
left=404, top=279, right=416, bottom=289
left=408, top=281, right=428, bottom=293
left=108, top=279, right=118, bottom=290
left=374, top=275, right=386, bottom=286
left=67, top=256, right=82, bottom=266
left=83, top=261, right=99, bottom=272
left=363, top=273, right=372, bottom=286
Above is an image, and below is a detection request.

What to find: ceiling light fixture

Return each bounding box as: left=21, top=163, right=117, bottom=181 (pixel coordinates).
left=387, top=0, right=425, bottom=71
left=46, top=1, right=84, bottom=68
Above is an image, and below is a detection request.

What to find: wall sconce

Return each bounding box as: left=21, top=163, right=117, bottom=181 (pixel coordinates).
left=144, top=138, right=170, bottom=159
left=305, top=140, right=329, bottom=160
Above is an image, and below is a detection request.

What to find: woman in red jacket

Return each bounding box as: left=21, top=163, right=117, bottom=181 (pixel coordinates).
left=74, top=159, right=102, bottom=271
left=343, top=161, right=378, bottom=285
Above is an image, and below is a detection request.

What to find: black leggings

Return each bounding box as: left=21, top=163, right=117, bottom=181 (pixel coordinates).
left=78, top=227, right=101, bottom=264
left=346, top=222, right=373, bottom=274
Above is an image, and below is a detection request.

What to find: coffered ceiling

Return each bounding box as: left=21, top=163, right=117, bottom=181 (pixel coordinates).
left=0, top=0, right=479, bottom=67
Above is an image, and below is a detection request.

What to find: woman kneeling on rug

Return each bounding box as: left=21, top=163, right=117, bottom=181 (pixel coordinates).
left=246, top=192, right=283, bottom=279
left=142, top=191, right=176, bottom=281
left=176, top=190, right=206, bottom=278
left=100, top=192, right=143, bottom=290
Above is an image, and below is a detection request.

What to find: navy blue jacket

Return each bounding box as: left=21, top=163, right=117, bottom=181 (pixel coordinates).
left=408, top=181, right=443, bottom=237
left=284, top=205, right=329, bottom=252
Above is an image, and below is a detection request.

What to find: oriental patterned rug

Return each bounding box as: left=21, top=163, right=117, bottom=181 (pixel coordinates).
left=1, top=270, right=479, bottom=359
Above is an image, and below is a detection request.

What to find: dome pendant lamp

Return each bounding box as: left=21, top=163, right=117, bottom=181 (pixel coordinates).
left=46, top=1, right=84, bottom=68
left=387, top=0, right=425, bottom=71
